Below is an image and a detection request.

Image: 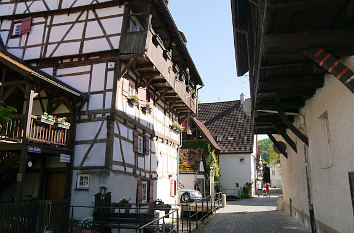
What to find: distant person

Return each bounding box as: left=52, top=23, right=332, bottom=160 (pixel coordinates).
left=266, top=183, right=270, bottom=198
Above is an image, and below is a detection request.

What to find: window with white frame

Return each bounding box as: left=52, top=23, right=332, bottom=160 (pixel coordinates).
left=142, top=181, right=148, bottom=203
left=77, top=174, right=89, bottom=189
left=12, top=22, right=22, bottom=36
left=129, top=82, right=135, bottom=96
left=138, top=136, right=144, bottom=154
left=216, top=136, right=222, bottom=142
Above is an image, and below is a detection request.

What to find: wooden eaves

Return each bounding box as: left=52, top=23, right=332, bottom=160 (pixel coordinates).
left=231, top=0, right=354, bottom=155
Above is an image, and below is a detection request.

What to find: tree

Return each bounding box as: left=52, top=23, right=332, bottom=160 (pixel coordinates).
left=258, top=138, right=273, bottom=162
left=0, top=101, right=17, bottom=128
left=268, top=148, right=280, bottom=165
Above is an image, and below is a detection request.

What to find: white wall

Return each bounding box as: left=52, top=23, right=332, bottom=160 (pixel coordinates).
left=270, top=164, right=282, bottom=188
left=280, top=55, right=354, bottom=233
left=219, top=153, right=253, bottom=194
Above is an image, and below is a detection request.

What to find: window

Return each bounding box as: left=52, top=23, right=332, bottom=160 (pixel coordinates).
left=272, top=170, right=275, bottom=176
left=12, top=22, right=21, bottom=36
left=138, top=136, right=144, bottom=154
left=77, top=174, right=89, bottom=189
left=240, top=157, right=245, bottom=162
left=216, top=136, right=222, bottom=142
left=129, top=82, right=135, bottom=96
left=142, top=181, right=148, bottom=203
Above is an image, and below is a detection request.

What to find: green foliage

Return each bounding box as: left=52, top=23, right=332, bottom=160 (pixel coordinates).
left=181, top=141, right=221, bottom=192
left=144, top=104, right=153, bottom=111
left=76, top=217, right=96, bottom=229
left=117, top=198, right=130, bottom=207
left=241, top=182, right=253, bottom=198
left=0, top=101, right=17, bottom=130
left=172, top=122, right=184, bottom=132
left=268, top=148, right=280, bottom=165
left=258, top=138, right=273, bottom=162
left=128, top=94, right=139, bottom=102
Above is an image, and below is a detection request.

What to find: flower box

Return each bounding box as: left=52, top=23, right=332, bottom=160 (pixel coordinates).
left=40, top=116, right=55, bottom=125
left=57, top=123, right=70, bottom=129
left=170, top=123, right=184, bottom=133
left=128, top=95, right=139, bottom=106
left=141, top=104, right=153, bottom=114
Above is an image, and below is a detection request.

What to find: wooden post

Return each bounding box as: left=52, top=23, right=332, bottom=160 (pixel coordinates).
left=210, top=168, right=215, bottom=208
left=278, top=110, right=309, bottom=146
left=15, top=89, right=37, bottom=203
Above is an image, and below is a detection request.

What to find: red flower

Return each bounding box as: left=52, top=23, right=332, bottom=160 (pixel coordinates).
left=54, top=116, right=57, bottom=119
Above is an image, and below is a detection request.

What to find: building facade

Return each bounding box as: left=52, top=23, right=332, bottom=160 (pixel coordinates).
left=197, top=96, right=257, bottom=197
left=0, top=0, right=203, bottom=220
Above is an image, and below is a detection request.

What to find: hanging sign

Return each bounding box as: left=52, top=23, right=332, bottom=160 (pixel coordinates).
left=28, top=146, right=41, bottom=153
left=60, top=154, right=71, bottom=163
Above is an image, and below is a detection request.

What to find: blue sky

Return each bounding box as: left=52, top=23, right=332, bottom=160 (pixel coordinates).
left=169, top=1, right=268, bottom=141
left=169, top=0, right=250, bottom=103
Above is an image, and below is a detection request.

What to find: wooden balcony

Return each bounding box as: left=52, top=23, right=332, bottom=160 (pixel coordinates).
left=0, top=115, right=70, bottom=147
left=120, top=29, right=198, bottom=114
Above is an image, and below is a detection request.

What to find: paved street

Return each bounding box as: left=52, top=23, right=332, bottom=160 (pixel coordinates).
left=198, top=189, right=311, bottom=233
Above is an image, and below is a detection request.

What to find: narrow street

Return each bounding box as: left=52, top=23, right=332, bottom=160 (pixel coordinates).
left=198, top=189, right=311, bottom=233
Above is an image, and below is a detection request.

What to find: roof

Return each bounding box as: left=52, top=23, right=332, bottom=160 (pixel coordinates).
left=197, top=100, right=254, bottom=153
left=0, top=41, right=87, bottom=100
left=231, top=0, right=354, bottom=135
left=191, top=117, right=221, bottom=151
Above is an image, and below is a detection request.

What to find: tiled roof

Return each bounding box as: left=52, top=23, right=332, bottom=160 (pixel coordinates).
left=191, top=117, right=221, bottom=151
left=197, top=100, right=254, bottom=153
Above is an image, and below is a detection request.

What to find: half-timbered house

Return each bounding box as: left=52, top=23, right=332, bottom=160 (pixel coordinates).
left=0, top=0, right=203, bottom=220
left=231, top=0, right=354, bottom=232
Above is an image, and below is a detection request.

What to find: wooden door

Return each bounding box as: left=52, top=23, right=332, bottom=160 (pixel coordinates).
left=45, top=173, right=65, bottom=200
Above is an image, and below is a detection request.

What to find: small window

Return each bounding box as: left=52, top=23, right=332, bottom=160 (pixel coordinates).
left=272, top=170, right=275, bottom=176
left=142, top=181, right=148, bottom=203
left=77, top=174, right=89, bottom=189
left=240, top=157, right=245, bottom=162
left=12, top=23, right=21, bottom=36
left=216, top=136, right=222, bottom=142
left=138, top=136, right=144, bottom=154
left=129, top=82, right=135, bottom=96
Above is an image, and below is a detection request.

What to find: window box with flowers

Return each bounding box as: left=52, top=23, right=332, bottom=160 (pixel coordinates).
left=141, top=104, right=153, bottom=114
left=76, top=217, right=97, bottom=233
left=128, top=95, right=139, bottom=106
left=40, top=112, right=56, bottom=125
left=114, top=198, right=131, bottom=214
left=57, top=117, right=70, bottom=129
left=170, top=122, right=184, bottom=133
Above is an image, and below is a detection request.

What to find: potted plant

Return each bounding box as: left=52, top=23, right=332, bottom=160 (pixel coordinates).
left=40, top=112, right=55, bottom=125
left=117, top=198, right=131, bottom=214
left=154, top=224, right=174, bottom=233
left=57, top=117, right=70, bottom=129
left=77, top=217, right=97, bottom=233
left=170, top=122, right=184, bottom=133
left=141, top=104, right=153, bottom=114
left=128, top=95, right=139, bottom=106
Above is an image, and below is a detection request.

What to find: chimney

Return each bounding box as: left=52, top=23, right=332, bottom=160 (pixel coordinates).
left=240, top=93, right=245, bottom=105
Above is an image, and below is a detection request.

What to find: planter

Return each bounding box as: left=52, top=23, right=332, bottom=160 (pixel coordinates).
left=141, top=106, right=152, bottom=114
left=57, top=123, right=70, bottom=129
left=40, top=117, right=55, bottom=125
left=128, top=98, right=139, bottom=106
left=81, top=229, right=96, bottom=233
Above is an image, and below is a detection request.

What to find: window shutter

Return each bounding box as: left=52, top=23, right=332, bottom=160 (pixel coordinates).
left=149, top=181, right=154, bottom=202
left=21, top=17, right=32, bottom=34
left=145, top=136, right=150, bottom=155
left=137, top=180, right=142, bottom=204
left=148, top=92, right=154, bottom=105
left=133, top=131, right=139, bottom=153
left=182, top=118, right=190, bottom=132
left=122, top=75, right=130, bottom=96
left=174, top=180, right=177, bottom=196
left=138, top=85, right=147, bottom=103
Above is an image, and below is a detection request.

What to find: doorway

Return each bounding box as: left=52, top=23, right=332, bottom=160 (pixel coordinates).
left=45, top=172, right=65, bottom=200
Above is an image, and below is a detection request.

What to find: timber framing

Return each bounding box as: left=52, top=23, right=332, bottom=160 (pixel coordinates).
left=231, top=0, right=354, bottom=142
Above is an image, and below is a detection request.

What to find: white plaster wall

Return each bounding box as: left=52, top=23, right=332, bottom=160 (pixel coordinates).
left=270, top=164, right=282, bottom=188
left=280, top=55, right=354, bottom=233
left=179, top=174, right=196, bottom=190
left=219, top=153, right=253, bottom=193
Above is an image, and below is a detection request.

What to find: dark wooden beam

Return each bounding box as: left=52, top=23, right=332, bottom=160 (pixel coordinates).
left=256, top=100, right=305, bottom=110
left=268, top=0, right=347, bottom=11
left=258, top=76, right=323, bottom=91
left=278, top=110, right=309, bottom=146
left=272, top=122, right=297, bottom=153
left=267, top=134, right=288, bottom=159
left=135, top=64, right=156, bottom=72
left=150, top=79, right=166, bottom=84
left=257, top=90, right=315, bottom=99
left=264, top=29, right=354, bottom=52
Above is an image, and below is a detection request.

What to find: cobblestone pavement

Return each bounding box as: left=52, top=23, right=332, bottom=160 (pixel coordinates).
left=198, top=189, right=311, bottom=233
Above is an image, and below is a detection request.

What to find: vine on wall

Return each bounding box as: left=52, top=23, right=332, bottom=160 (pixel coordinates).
left=181, top=141, right=221, bottom=192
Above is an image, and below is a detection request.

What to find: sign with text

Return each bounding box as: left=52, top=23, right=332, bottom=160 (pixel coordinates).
left=28, top=146, right=41, bottom=153
left=60, top=154, right=71, bottom=163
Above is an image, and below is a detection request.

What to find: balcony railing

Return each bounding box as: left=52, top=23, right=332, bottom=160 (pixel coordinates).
left=1, top=115, right=70, bottom=147
left=120, top=29, right=197, bottom=113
